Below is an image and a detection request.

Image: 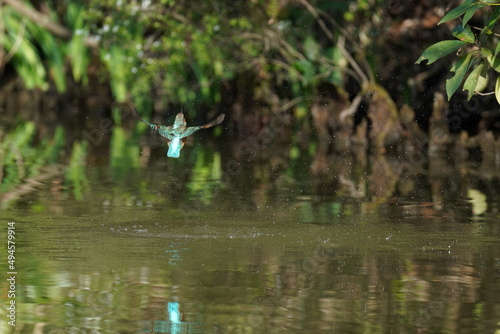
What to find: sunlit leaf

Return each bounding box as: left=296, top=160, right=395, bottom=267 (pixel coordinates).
left=9, top=38, right=48, bottom=90
left=415, top=40, right=467, bottom=65
left=475, top=73, right=488, bottom=93
left=495, top=76, right=500, bottom=104
left=446, top=53, right=473, bottom=100
left=65, top=3, right=89, bottom=83
left=68, top=31, right=89, bottom=84
left=103, top=46, right=128, bottom=102
left=487, top=53, right=500, bottom=72
left=463, top=63, right=483, bottom=100
left=467, top=189, right=487, bottom=215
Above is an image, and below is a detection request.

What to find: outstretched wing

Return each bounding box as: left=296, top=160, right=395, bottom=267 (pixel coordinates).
left=128, top=104, right=225, bottom=157
left=201, top=113, right=225, bottom=129
left=137, top=119, right=174, bottom=140
left=128, top=104, right=176, bottom=139
left=180, top=114, right=226, bottom=138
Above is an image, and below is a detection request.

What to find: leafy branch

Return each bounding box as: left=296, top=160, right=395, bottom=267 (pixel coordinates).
left=3, top=0, right=98, bottom=47
left=416, top=0, right=500, bottom=103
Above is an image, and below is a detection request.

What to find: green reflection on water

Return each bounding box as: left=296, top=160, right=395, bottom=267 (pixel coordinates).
left=65, top=140, right=89, bottom=201
left=1, top=150, right=500, bottom=334
left=110, top=125, right=141, bottom=174
left=187, top=151, right=224, bottom=205
left=0, top=122, right=64, bottom=194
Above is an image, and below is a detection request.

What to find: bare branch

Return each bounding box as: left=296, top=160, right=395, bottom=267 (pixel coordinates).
left=474, top=91, right=495, bottom=96
left=295, top=0, right=372, bottom=86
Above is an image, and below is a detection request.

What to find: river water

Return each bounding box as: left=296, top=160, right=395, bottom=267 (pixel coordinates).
left=1, top=148, right=499, bottom=334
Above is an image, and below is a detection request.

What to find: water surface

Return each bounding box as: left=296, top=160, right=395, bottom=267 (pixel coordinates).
left=1, top=153, right=499, bottom=334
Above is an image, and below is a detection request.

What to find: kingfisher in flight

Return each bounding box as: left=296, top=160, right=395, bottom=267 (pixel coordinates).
left=139, top=112, right=225, bottom=158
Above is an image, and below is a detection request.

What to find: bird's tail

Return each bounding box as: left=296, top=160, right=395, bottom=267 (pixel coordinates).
left=167, top=137, right=183, bottom=158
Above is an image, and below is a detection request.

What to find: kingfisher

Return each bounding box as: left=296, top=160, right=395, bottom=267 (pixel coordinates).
left=139, top=112, right=225, bottom=158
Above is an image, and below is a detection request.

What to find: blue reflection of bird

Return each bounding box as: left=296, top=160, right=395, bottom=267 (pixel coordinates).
left=142, top=301, right=206, bottom=333
left=167, top=302, right=182, bottom=323
left=140, top=112, right=225, bottom=158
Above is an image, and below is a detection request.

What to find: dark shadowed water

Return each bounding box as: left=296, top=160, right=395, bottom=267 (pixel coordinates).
left=1, top=149, right=499, bottom=334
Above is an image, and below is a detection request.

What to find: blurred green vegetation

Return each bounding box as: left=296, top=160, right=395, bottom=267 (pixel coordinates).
left=4, top=0, right=499, bottom=206
left=0, top=0, right=381, bottom=114
left=1, top=1, right=90, bottom=91
left=0, top=0, right=381, bottom=198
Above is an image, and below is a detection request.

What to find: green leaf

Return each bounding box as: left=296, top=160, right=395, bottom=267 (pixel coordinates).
left=487, top=7, right=500, bottom=29
left=415, top=40, right=467, bottom=65
left=103, top=46, right=129, bottom=102
left=8, top=38, right=48, bottom=90
left=439, top=0, right=476, bottom=24
left=463, top=63, right=483, bottom=100
left=487, top=53, right=500, bottom=72
left=68, top=31, right=89, bottom=84
left=446, top=53, right=473, bottom=100
left=34, top=28, right=66, bottom=91
left=304, top=36, right=320, bottom=60
left=65, top=4, right=89, bottom=84
left=475, top=73, right=488, bottom=93
left=452, top=24, right=475, bottom=43
left=478, top=27, right=492, bottom=48
left=463, top=3, right=484, bottom=26
left=481, top=47, right=493, bottom=58
left=494, top=41, right=500, bottom=57
left=495, top=76, right=500, bottom=104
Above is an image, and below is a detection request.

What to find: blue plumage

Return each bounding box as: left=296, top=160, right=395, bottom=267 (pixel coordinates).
left=139, top=112, right=225, bottom=158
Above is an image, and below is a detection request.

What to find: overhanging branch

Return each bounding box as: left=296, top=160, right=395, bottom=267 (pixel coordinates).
left=3, top=0, right=99, bottom=48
